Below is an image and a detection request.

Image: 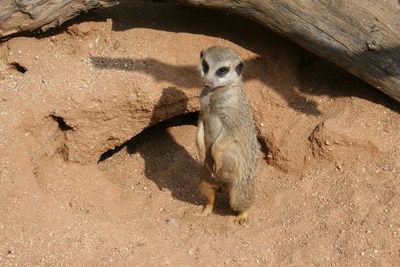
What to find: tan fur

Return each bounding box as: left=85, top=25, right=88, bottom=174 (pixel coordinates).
left=196, top=46, right=260, bottom=224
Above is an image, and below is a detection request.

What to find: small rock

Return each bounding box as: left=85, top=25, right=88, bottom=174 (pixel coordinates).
left=113, top=41, right=121, bottom=50
left=165, top=218, right=176, bottom=224
left=325, top=140, right=331, bottom=146
left=366, top=40, right=378, bottom=51
left=67, top=23, right=92, bottom=37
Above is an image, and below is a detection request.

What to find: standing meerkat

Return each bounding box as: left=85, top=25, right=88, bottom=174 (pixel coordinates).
left=196, top=46, right=260, bottom=224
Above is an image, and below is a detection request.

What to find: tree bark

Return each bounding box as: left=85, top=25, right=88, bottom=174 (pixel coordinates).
left=0, top=0, right=118, bottom=38
left=1, top=0, right=399, bottom=103
left=178, top=0, right=400, bottom=103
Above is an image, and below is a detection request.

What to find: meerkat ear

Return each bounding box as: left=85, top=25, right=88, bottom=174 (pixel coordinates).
left=200, top=50, right=204, bottom=59
left=235, top=61, right=244, bottom=75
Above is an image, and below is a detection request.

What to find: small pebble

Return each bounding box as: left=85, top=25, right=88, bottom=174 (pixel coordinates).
left=113, top=41, right=121, bottom=50
left=165, top=218, right=176, bottom=224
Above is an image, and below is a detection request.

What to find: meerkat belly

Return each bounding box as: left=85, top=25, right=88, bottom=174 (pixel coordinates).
left=204, top=113, right=223, bottom=149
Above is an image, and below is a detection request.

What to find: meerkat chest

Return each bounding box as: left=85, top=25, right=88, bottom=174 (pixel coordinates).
left=200, top=91, right=223, bottom=145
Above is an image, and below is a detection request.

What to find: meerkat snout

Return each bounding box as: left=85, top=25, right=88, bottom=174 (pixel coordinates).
left=198, top=46, right=245, bottom=89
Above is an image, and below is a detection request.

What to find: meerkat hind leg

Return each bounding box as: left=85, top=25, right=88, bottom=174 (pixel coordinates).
left=196, top=179, right=219, bottom=216
left=220, top=147, right=250, bottom=225
left=196, top=166, right=220, bottom=216
left=230, top=184, right=250, bottom=225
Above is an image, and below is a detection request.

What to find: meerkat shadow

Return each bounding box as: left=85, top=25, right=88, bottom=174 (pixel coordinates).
left=124, top=87, right=204, bottom=206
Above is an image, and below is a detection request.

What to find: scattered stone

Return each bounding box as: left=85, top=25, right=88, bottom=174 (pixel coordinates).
left=165, top=218, right=176, bottom=224
left=113, top=41, right=121, bottom=50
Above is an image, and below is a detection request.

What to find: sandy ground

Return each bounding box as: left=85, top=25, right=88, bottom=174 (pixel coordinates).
left=0, top=0, right=399, bottom=266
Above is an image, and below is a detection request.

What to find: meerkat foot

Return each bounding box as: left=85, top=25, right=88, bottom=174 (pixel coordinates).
left=195, top=204, right=213, bottom=217
left=197, top=179, right=217, bottom=217
left=234, top=211, right=249, bottom=225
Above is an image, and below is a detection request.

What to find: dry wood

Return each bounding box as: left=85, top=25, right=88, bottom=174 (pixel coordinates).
left=1, top=0, right=399, bottom=102
left=0, top=0, right=118, bottom=38
left=178, top=0, right=400, bottom=103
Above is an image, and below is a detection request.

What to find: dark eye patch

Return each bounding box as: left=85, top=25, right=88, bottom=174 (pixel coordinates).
left=202, top=60, right=209, bottom=73
left=216, top=67, right=229, bottom=76
left=235, top=62, right=244, bottom=75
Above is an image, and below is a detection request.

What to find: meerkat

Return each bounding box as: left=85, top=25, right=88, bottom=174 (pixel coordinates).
left=196, top=46, right=260, bottom=224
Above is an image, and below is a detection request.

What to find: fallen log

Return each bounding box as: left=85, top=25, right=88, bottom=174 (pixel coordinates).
left=177, top=0, right=400, bottom=103
left=0, top=0, right=118, bottom=38
left=1, top=0, right=399, bottom=103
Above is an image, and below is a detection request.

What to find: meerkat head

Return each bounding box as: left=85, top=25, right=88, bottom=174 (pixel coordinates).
left=199, top=46, right=244, bottom=89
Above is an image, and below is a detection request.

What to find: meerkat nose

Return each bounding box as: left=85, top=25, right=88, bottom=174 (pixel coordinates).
left=205, top=82, right=213, bottom=88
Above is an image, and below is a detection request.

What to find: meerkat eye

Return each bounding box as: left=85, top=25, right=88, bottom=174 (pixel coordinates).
left=202, top=60, right=209, bottom=74
left=216, top=67, right=229, bottom=76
